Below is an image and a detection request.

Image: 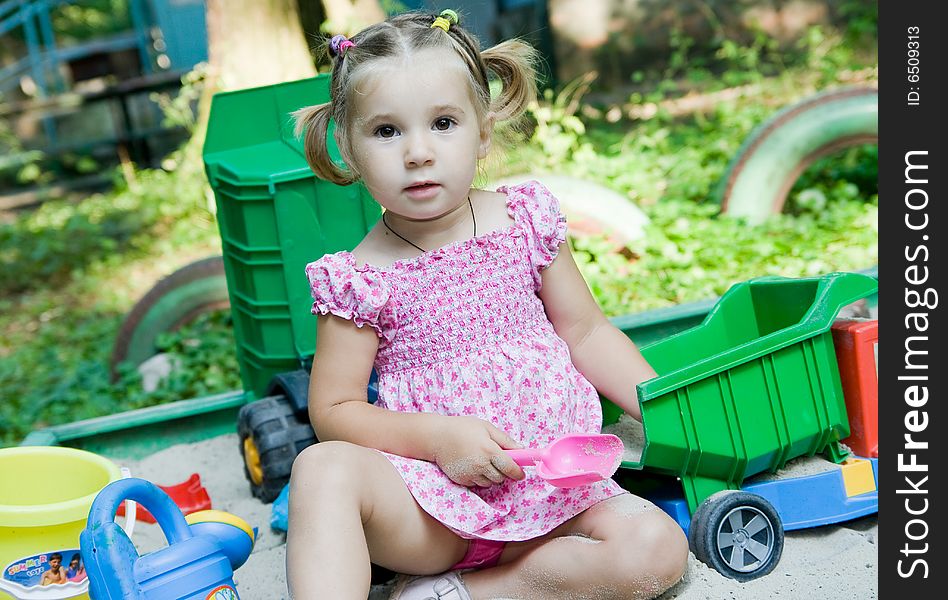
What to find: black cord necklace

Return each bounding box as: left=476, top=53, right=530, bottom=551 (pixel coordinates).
left=382, top=196, right=475, bottom=253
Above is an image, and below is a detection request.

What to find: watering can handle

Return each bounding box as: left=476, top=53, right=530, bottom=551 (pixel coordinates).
left=87, top=478, right=193, bottom=544
left=119, top=467, right=136, bottom=539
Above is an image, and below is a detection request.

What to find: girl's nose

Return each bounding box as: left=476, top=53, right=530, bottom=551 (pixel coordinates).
left=404, top=133, right=435, bottom=167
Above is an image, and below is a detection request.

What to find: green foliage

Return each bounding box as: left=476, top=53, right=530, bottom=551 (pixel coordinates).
left=511, top=21, right=878, bottom=317
left=1, top=1, right=130, bottom=46
left=147, top=309, right=242, bottom=399
left=572, top=198, right=877, bottom=317
left=838, top=1, right=878, bottom=45
left=714, top=29, right=785, bottom=86
left=788, top=144, right=878, bottom=214
left=521, top=86, right=776, bottom=208
left=0, top=115, right=51, bottom=186
left=150, top=65, right=208, bottom=132
left=0, top=307, right=240, bottom=445
left=665, top=27, right=698, bottom=80
left=1, top=60, right=220, bottom=443
left=51, top=0, right=131, bottom=44
left=0, top=143, right=221, bottom=443
left=525, top=74, right=595, bottom=168
left=0, top=152, right=211, bottom=296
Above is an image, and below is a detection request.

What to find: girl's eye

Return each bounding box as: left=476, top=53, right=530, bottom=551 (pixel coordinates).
left=375, top=125, right=397, bottom=138
left=434, top=117, right=455, bottom=131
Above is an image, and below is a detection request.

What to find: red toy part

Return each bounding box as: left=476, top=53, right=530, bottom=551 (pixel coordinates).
left=116, top=473, right=212, bottom=523
left=831, top=319, right=878, bottom=458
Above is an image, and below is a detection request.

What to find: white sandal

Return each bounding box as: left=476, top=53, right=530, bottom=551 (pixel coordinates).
left=388, top=571, right=472, bottom=600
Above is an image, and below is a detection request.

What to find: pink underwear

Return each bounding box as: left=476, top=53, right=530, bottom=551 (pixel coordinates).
left=451, top=538, right=507, bottom=570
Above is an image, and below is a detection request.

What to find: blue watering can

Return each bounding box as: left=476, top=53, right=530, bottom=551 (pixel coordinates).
left=80, top=478, right=255, bottom=600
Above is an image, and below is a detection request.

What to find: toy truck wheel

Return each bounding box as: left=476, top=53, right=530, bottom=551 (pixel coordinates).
left=689, top=491, right=784, bottom=581
left=237, top=395, right=317, bottom=503
left=111, top=255, right=230, bottom=379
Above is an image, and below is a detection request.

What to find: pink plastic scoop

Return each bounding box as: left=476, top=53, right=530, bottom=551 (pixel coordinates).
left=505, top=433, right=624, bottom=488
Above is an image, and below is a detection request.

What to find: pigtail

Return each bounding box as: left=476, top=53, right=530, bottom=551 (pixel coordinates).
left=481, top=39, right=539, bottom=122
left=292, top=102, right=356, bottom=186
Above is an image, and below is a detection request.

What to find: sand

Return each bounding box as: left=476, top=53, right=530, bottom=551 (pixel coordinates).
left=602, top=414, right=645, bottom=464
left=118, top=434, right=877, bottom=599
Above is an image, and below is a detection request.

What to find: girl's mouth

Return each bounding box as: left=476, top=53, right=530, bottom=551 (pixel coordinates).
left=405, top=182, right=441, bottom=198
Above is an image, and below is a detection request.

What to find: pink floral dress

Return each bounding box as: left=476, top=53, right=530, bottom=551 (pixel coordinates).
left=305, top=180, right=626, bottom=542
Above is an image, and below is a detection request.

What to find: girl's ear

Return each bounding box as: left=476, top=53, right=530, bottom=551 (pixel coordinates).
left=477, top=112, right=496, bottom=159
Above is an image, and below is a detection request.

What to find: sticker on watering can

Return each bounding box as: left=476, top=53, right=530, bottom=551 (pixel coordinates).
left=3, top=549, right=88, bottom=588
left=205, top=584, right=239, bottom=600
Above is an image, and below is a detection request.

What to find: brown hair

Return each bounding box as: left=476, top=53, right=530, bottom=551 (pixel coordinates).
left=292, top=11, right=538, bottom=185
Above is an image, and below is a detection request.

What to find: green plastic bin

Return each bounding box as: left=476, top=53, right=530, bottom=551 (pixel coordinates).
left=203, top=75, right=380, bottom=399
left=606, top=272, right=877, bottom=513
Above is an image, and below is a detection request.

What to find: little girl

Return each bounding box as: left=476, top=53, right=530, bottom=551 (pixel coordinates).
left=288, top=10, right=688, bottom=600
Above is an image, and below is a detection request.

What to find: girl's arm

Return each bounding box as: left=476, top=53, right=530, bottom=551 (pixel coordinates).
left=539, top=242, right=657, bottom=421
left=307, top=314, right=443, bottom=460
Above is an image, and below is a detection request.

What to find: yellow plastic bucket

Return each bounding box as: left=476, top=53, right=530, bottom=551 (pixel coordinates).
left=0, top=447, right=120, bottom=600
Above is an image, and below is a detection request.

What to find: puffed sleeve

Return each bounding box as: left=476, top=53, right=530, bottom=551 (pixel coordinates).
left=304, top=252, right=396, bottom=342
left=504, top=180, right=568, bottom=274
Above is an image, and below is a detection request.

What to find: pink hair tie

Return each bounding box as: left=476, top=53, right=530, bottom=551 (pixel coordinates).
left=329, top=34, right=355, bottom=57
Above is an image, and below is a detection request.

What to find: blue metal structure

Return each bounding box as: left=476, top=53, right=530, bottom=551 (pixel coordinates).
left=1, top=0, right=209, bottom=95
left=147, top=0, right=207, bottom=72
left=1, top=0, right=209, bottom=186
left=0, top=0, right=154, bottom=97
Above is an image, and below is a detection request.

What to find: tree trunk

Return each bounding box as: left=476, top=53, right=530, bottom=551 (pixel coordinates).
left=320, top=0, right=386, bottom=37
left=186, top=0, right=316, bottom=156
left=186, top=0, right=386, bottom=158
left=205, top=0, right=316, bottom=92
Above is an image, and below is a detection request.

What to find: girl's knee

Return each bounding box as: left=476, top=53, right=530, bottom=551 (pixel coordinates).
left=606, top=510, right=687, bottom=597
left=290, top=440, right=366, bottom=493
left=631, top=512, right=688, bottom=594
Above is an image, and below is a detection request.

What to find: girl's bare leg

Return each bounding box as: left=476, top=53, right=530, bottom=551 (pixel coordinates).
left=462, top=494, right=688, bottom=600
left=286, top=441, right=468, bottom=600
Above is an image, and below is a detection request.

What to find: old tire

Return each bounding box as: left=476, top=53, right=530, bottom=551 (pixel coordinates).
left=689, top=491, right=784, bottom=581
left=238, top=395, right=317, bottom=503
left=716, top=86, right=878, bottom=224
left=111, top=255, right=230, bottom=379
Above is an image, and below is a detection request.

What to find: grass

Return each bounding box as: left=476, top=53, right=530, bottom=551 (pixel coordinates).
left=0, top=21, right=878, bottom=445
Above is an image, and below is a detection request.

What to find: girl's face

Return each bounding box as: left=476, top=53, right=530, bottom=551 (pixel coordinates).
left=347, top=48, right=491, bottom=220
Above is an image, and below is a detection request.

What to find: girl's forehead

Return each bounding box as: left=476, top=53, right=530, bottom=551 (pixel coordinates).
left=351, top=49, right=477, bottom=117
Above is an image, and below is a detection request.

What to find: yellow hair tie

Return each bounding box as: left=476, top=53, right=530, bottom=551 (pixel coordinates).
left=431, top=9, right=459, bottom=32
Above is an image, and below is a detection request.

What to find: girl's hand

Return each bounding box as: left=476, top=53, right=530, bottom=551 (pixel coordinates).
left=432, top=416, right=526, bottom=487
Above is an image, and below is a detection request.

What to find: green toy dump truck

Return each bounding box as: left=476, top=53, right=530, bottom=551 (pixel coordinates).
left=602, top=271, right=878, bottom=580
left=611, top=272, right=874, bottom=510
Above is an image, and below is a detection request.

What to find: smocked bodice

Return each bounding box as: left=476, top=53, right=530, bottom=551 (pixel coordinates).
left=345, top=227, right=550, bottom=373
left=306, top=180, right=569, bottom=374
